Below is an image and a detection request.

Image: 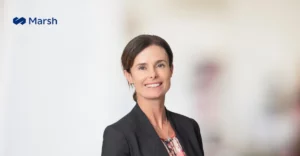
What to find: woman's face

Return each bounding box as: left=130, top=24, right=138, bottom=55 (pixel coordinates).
left=124, top=45, right=173, bottom=101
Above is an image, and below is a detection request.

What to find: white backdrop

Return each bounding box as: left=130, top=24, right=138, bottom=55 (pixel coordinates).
left=2, top=1, right=137, bottom=156
left=1, top=0, right=5, bottom=156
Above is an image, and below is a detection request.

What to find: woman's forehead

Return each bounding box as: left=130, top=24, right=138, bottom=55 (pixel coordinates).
left=133, top=45, right=168, bottom=64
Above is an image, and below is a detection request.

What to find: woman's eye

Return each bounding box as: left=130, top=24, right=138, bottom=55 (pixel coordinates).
left=138, top=66, right=146, bottom=70
left=157, top=63, right=165, bottom=68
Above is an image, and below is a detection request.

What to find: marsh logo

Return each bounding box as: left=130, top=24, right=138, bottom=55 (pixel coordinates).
left=13, top=17, right=26, bottom=25
left=13, top=17, right=58, bottom=25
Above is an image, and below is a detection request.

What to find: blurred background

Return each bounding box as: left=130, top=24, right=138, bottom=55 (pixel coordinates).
left=1, top=0, right=300, bottom=156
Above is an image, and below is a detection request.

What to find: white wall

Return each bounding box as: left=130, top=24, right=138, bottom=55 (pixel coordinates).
left=1, top=1, right=6, bottom=156
left=3, top=1, right=133, bottom=156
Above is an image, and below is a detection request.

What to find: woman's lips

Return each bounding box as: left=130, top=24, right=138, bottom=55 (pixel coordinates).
left=145, top=82, right=162, bottom=88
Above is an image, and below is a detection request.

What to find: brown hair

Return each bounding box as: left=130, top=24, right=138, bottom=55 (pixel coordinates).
left=121, top=34, right=174, bottom=102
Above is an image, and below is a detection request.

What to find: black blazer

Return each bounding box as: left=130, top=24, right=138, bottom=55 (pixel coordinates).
left=101, top=104, right=204, bottom=156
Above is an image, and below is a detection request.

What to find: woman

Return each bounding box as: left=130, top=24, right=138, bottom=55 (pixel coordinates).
left=101, top=35, right=205, bottom=156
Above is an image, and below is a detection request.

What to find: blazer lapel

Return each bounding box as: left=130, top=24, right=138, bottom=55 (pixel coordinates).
left=132, top=104, right=169, bottom=156
left=166, top=108, right=192, bottom=156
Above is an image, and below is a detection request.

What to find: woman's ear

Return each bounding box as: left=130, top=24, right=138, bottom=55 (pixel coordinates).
left=123, top=70, right=133, bottom=84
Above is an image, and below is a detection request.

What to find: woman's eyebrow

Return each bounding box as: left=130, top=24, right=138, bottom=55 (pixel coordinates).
left=135, top=60, right=167, bottom=67
left=135, top=63, right=147, bottom=67
left=155, top=60, right=167, bottom=64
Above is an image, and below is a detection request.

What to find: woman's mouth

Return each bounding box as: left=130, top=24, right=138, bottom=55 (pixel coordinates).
left=145, top=82, right=162, bottom=88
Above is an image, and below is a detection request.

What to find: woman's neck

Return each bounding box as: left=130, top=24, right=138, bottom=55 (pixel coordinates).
left=137, top=96, right=167, bottom=129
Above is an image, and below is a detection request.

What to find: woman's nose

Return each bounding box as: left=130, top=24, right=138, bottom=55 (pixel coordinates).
left=149, top=68, right=157, bottom=79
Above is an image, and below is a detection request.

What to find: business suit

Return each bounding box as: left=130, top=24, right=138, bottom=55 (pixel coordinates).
left=101, top=104, right=204, bottom=156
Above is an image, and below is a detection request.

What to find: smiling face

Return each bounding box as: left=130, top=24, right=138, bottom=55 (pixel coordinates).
left=124, top=45, right=173, bottom=101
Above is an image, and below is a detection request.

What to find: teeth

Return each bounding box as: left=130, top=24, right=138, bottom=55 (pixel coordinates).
left=146, top=83, right=161, bottom=88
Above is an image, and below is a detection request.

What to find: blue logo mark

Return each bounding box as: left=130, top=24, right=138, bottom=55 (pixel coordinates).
left=13, top=17, right=26, bottom=25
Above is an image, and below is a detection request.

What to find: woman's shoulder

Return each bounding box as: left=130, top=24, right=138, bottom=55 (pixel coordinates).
left=104, top=104, right=145, bottom=136
left=167, top=110, right=199, bottom=127
left=105, top=111, right=136, bottom=133
left=101, top=112, right=134, bottom=155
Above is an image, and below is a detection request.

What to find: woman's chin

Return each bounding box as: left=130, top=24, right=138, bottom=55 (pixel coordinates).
left=143, top=94, right=165, bottom=100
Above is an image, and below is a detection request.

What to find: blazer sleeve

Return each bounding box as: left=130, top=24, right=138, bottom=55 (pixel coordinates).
left=192, top=119, right=205, bottom=156
left=101, top=125, right=130, bottom=156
